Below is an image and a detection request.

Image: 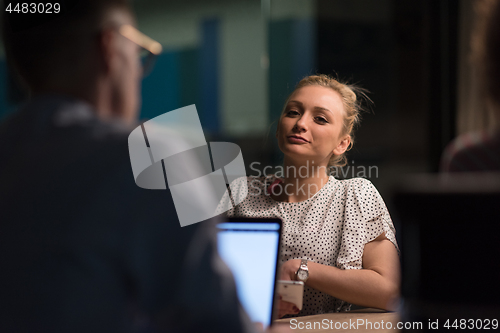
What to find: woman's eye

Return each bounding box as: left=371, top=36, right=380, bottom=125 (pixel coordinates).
left=315, top=117, right=328, bottom=124
left=286, top=110, right=299, bottom=116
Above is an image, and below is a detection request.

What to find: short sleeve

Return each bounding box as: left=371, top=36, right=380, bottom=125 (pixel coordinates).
left=215, top=176, right=249, bottom=217
left=336, top=178, right=398, bottom=270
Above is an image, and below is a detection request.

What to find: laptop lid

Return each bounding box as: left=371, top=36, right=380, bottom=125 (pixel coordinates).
left=217, top=217, right=282, bottom=329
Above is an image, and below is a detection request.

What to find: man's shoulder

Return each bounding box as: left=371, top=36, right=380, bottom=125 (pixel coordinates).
left=0, top=97, right=137, bottom=198
left=0, top=96, right=132, bottom=144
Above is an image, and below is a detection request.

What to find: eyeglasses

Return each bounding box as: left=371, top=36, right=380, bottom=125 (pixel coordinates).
left=118, top=25, right=162, bottom=77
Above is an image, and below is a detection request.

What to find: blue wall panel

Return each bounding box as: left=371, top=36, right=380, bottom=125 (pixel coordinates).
left=0, top=60, right=18, bottom=121
left=199, top=18, right=220, bottom=134
left=140, top=51, right=180, bottom=121
left=291, top=19, right=316, bottom=85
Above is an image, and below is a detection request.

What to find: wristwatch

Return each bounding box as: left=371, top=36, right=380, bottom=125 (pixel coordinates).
left=295, top=259, right=309, bottom=282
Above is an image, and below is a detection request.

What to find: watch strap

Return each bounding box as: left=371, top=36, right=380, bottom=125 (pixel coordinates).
left=296, top=259, right=309, bottom=282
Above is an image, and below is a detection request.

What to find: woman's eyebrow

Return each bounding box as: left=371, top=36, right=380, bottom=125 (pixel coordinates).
left=313, top=106, right=332, bottom=114
left=288, top=101, right=332, bottom=115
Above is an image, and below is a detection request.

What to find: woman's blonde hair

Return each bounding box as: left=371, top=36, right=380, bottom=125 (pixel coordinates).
left=279, top=74, right=368, bottom=168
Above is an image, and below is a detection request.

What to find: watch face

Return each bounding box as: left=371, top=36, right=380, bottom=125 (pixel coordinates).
left=297, top=269, right=308, bottom=281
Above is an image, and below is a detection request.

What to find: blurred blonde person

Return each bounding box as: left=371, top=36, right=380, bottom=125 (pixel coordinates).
left=441, top=0, right=500, bottom=171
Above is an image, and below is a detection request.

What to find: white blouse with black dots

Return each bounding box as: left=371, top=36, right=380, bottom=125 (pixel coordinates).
left=217, top=174, right=398, bottom=316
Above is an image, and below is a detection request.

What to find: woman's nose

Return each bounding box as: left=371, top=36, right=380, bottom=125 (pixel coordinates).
left=293, top=116, right=308, bottom=132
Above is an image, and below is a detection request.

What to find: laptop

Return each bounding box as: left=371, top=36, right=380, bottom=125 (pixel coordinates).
left=217, top=217, right=282, bottom=329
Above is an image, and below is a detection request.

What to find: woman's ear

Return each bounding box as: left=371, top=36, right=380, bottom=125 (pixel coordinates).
left=333, top=135, right=351, bottom=155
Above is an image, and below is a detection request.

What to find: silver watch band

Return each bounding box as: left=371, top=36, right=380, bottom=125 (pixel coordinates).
left=296, top=259, right=309, bottom=282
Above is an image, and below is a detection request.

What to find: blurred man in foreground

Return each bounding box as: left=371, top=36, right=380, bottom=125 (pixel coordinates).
left=0, top=1, right=260, bottom=332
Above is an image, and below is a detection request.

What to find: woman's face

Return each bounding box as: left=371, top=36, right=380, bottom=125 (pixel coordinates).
left=277, top=85, right=350, bottom=166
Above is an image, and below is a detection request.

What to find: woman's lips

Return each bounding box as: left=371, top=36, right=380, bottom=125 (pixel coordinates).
left=287, top=135, right=308, bottom=143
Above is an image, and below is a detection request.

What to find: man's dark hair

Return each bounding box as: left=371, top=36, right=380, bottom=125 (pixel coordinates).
left=1, top=0, right=131, bottom=91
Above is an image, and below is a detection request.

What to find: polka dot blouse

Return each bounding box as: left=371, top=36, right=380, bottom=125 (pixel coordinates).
left=217, top=174, right=398, bottom=316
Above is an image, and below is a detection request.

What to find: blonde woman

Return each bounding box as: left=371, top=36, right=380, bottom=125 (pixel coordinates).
left=219, top=75, right=400, bottom=317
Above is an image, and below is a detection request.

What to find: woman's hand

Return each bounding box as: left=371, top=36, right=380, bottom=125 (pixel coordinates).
left=279, top=259, right=301, bottom=281
left=277, top=295, right=300, bottom=318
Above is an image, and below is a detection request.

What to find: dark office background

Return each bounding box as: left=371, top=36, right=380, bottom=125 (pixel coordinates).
left=0, top=0, right=480, bottom=197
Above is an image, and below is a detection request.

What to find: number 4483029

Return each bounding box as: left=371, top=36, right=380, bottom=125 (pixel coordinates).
left=444, top=318, right=498, bottom=330
left=5, top=3, right=61, bottom=14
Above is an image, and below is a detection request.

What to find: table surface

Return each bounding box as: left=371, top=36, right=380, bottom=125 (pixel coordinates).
left=273, top=308, right=400, bottom=333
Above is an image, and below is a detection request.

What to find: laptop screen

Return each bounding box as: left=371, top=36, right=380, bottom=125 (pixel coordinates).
left=217, top=218, right=282, bottom=329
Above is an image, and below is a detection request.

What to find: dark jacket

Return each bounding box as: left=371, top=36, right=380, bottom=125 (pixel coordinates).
left=0, top=95, right=252, bottom=333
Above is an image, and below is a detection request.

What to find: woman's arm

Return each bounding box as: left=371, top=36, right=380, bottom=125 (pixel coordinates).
left=280, top=233, right=400, bottom=311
